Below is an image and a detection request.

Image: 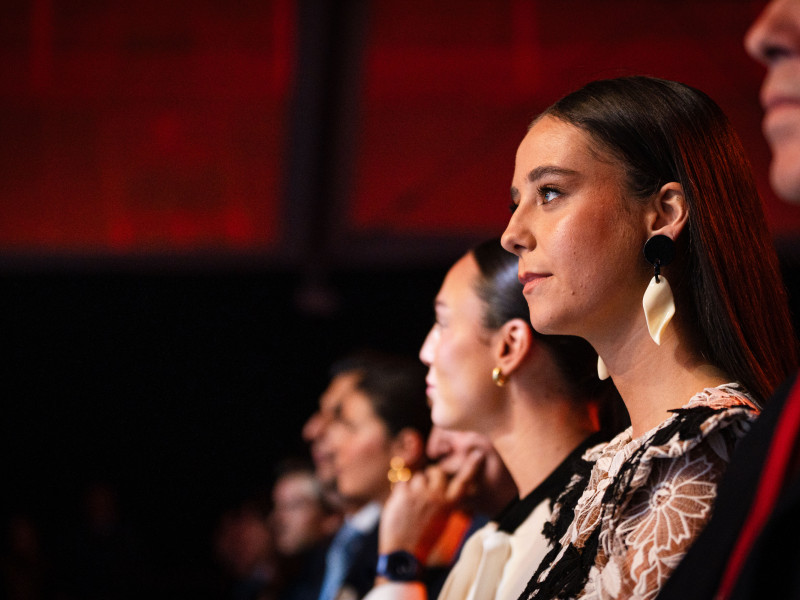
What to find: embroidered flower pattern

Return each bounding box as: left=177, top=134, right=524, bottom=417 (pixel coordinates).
left=608, top=449, right=721, bottom=599
left=525, top=384, right=758, bottom=600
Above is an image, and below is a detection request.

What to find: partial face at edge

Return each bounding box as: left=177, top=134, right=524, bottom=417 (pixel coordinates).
left=746, top=0, right=800, bottom=203
left=271, top=472, right=329, bottom=555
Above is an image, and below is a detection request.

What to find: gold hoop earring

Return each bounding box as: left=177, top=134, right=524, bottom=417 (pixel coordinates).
left=387, top=456, right=411, bottom=485
left=492, top=366, right=507, bottom=387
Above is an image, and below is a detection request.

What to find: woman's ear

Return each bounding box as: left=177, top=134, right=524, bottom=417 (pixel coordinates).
left=390, top=428, right=426, bottom=469
left=494, top=318, right=534, bottom=376
left=646, top=181, right=689, bottom=240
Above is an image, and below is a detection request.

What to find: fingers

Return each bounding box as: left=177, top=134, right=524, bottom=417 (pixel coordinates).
left=377, top=465, right=453, bottom=556
left=420, top=466, right=448, bottom=492
left=445, top=448, right=485, bottom=502
left=398, top=450, right=484, bottom=504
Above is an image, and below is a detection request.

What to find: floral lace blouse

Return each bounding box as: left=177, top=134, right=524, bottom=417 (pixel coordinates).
left=518, top=383, right=758, bottom=600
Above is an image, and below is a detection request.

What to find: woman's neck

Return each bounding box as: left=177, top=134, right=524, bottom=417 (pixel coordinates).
left=489, top=387, right=596, bottom=497
left=596, top=324, right=730, bottom=438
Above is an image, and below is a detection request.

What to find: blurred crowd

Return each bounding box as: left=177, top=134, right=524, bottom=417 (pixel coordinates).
left=0, top=458, right=340, bottom=600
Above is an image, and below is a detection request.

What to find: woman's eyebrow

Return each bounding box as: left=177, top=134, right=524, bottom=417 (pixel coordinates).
left=526, top=165, right=578, bottom=183
left=512, top=165, right=578, bottom=201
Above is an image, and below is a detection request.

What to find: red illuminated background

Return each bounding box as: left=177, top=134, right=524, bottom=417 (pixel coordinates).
left=3, top=0, right=799, bottom=260
left=3, top=1, right=798, bottom=597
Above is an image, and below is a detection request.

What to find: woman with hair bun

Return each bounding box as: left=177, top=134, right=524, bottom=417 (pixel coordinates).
left=365, top=238, right=624, bottom=600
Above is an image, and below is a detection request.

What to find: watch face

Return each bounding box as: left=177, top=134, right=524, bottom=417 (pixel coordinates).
left=378, top=551, right=422, bottom=581
left=389, top=553, right=418, bottom=577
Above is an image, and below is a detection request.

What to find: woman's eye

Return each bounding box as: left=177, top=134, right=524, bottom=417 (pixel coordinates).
left=540, top=187, right=561, bottom=204
left=509, top=201, right=518, bottom=214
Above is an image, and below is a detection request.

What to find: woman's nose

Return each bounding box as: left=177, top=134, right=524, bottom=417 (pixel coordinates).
left=419, top=326, right=436, bottom=366
left=501, top=209, right=532, bottom=256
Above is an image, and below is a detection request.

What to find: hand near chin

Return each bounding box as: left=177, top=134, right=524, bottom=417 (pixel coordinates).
left=378, top=449, right=484, bottom=564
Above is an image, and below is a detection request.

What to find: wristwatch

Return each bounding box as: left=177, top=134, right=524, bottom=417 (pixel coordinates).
left=376, top=550, right=423, bottom=582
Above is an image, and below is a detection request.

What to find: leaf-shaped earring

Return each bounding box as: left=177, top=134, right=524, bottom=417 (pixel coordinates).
left=642, top=235, right=676, bottom=345
left=597, top=355, right=609, bottom=380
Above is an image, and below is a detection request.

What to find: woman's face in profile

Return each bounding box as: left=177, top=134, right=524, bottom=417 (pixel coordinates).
left=329, top=389, right=394, bottom=504
left=419, top=253, right=501, bottom=432
left=501, top=116, right=648, bottom=343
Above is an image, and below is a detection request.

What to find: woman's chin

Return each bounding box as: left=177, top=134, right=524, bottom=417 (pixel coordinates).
left=431, top=407, right=460, bottom=430
left=529, top=311, right=570, bottom=337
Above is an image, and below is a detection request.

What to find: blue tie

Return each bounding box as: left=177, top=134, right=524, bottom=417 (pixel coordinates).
left=317, top=523, right=364, bottom=600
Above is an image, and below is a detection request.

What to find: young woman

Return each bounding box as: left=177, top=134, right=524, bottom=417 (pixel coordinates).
left=502, top=75, right=798, bottom=600
left=365, top=238, right=623, bottom=600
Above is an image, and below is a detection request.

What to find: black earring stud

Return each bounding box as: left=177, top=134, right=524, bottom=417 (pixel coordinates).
left=643, top=235, right=675, bottom=282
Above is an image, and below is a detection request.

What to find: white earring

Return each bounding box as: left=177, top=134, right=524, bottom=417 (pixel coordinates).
left=597, top=355, right=609, bottom=380
left=643, top=275, right=675, bottom=345
left=642, top=235, right=676, bottom=345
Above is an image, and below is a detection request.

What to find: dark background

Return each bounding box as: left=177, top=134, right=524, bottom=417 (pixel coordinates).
left=1, top=265, right=448, bottom=595
left=3, top=0, right=800, bottom=596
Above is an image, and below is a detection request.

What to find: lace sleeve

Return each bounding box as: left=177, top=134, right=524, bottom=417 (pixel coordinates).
left=593, top=438, right=731, bottom=600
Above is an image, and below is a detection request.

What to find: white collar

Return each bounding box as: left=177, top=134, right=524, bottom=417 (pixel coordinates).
left=347, top=501, right=381, bottom=534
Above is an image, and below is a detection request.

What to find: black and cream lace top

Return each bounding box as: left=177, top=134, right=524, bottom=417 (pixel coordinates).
left=519, top=383, right=758, bottom=600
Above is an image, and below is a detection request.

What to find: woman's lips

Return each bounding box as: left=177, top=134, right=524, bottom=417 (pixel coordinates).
left=519, top=271, right=550, bottom=294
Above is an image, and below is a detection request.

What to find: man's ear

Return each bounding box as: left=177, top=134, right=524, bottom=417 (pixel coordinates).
left=390, top=428, right=426, bottom=469
left=493, top=318, right=534, bottom=376
left=645, top=181, right=689, bottom=240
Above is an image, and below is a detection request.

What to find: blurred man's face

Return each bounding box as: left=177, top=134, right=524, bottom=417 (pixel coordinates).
left=302, top=371, right=361, bottom=488
left=746, top=0, right=800, bottom=203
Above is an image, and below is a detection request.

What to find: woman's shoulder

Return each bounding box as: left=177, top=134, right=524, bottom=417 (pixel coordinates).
left=684, top=382, right=759, bottom=412
left=585, top=383, right=757, bottom=484
left=583, top=383, right=756, bottom=458
left=640, top=382, right=758, bottom=463
left=675, top=382, right=759, bottom=441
